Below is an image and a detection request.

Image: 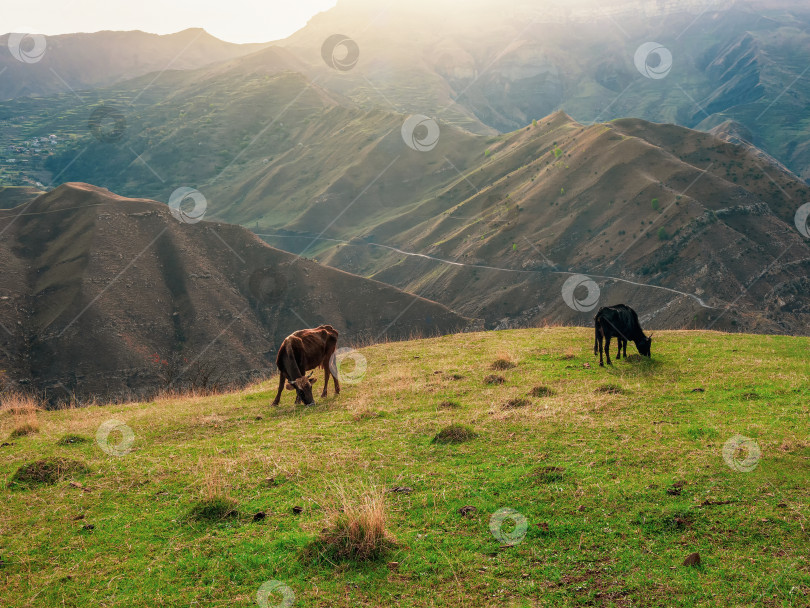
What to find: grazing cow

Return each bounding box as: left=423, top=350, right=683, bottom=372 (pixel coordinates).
left=593, top=304, right=652, bottom=366
left=272, top=325, right=340, bottom=406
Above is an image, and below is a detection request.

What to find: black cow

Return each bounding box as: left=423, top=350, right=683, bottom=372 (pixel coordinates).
left=272, top=325, right=340, bottom=406
left=594, top=304, right=652, bottom=366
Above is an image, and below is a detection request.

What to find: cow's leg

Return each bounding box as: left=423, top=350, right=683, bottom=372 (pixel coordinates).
left=616, top=339, right=624, bottom=360
left=604, top=336, right=612, bottom=365
left=622, top=339, right=628, bottom=359
left=593, top=328, right=605, bottom=367
left=321, top=362, right=330, bottom=398
left=322, top=359, right=340, bottom=396
left=325, top=350, right=341, bottom=395
left=272, top=374, right=285, bottom=406
left=594, top=323, right=599, bottom=356
left=597, top=328, right=604, bottom=366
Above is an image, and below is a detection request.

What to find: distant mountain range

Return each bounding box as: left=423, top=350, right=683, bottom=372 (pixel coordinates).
left=0, top=0, right=808, bottom=345
left=0, top=28, right=270, bottom=100
left=276, top=0, right=810, bottom=180
left=0, top=183, right=469, bottom=401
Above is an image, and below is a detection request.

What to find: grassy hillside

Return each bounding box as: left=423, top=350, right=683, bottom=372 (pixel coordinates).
left=1, top=327, right=808, bottom=607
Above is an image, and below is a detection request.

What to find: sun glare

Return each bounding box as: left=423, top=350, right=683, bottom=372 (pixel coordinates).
left=4, top=0, right=340, bottom=43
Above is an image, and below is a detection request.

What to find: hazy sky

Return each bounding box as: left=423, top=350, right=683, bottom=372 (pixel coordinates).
left=4, top=0, right=339, bottom=43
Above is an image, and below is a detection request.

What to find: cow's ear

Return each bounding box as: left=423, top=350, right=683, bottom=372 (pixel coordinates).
left=310, top=377, right=318, bottom=384
left=285, top=381, right=295, bottom=390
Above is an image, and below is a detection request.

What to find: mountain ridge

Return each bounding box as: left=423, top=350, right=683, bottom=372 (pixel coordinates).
left=0, top=28, right=273, bottom=101
left=0, top=183, right=471, bottom=401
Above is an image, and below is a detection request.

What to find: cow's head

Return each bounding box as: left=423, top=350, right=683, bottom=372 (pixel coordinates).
left=639, top=334, right=653, bottom=357
left=285, top=373, right=318, bottom=405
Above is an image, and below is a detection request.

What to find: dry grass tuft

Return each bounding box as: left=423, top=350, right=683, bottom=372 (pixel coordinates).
left=2, top=392, right=42, bottom=438
left=307, top=482, right=395, bottom=562
left=483, top=374, right=505, bottom=385
left=438, top=400, right=461, bottom=410
left=188, top=457, right=238, bottom=521
left=0, top=391, right=42, bottom=416
left=432, top=423, right=478, bottom=444
left=529, top=385, right=556, bottom=398
left=560, top=347, right=577, bottom=360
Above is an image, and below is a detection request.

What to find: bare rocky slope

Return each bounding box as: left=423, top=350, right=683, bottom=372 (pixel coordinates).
left=268, top=112, right=810, bottom=336
left=0, top=183, right=470, bottom=402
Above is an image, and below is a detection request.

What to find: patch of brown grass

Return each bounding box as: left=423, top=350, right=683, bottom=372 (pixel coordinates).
left=490, top=358, right=516, bottom=371
left=596, top=383, right=624, bottom=394
left=1, top=391, right=42, bottom=416
left=9, top=422, right=38, bottom=438
left=438, top=400, right=461, bottom=410
left=503, top=397, right=532, bottom=410
left=531, top=465, right=566, bottom=483
left=529, top=385, right=556, bottom=398
left=350, top=406, right=383, bottom=421
left=2, top=391, right=42, bottom=439
left=483, top=374, right=505, bottom=385
left=9, top=458, right=89, bottom=488
left=307, top=482, right=395, bottom=562
left=432, top=424, right=478, bottom=444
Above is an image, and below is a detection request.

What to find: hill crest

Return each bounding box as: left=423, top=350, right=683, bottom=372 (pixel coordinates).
left=0, top=184, right=471, bottom=402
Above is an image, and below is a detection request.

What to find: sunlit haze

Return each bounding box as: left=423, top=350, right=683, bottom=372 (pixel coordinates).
left=3, top=0, right=339, bottom=43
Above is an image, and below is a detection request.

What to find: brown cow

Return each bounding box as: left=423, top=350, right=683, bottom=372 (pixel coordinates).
left=272, top=325, right=340, bottom=406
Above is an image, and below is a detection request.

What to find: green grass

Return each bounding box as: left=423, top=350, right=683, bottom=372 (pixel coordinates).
left=1, top=327, right=808, bottom=607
